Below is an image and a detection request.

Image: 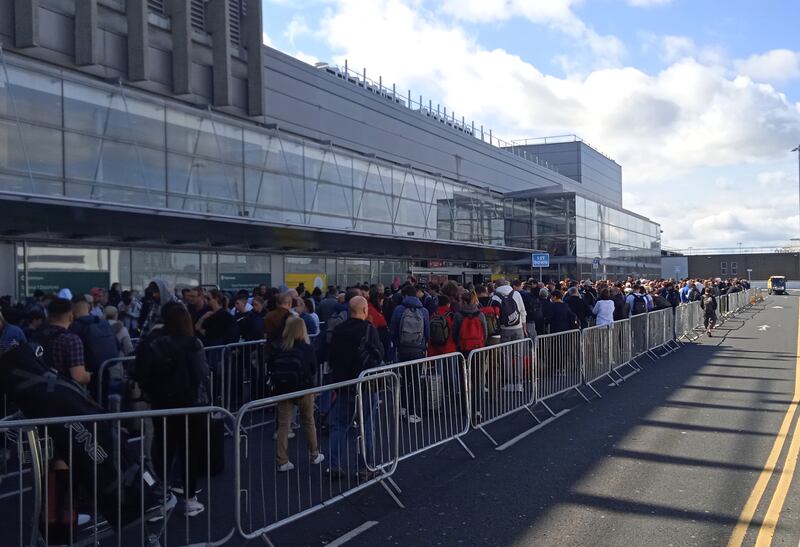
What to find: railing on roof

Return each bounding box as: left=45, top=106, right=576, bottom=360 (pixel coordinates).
left=666, top=246, right=800, bottom=256
left=315, top=61, right=563, bottom=175
left=509, top=135, right=616, bottom=163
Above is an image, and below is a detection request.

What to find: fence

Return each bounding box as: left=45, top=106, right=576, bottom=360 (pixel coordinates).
left=6, top=291, right=764, bottom=543
left=0, top=406, right=237, bottom=547
left=467, top=339, right=537, bottom=445
left=646, top=308, right=676, bottom=357
left=582, top=323, right=613, bottom=390
left=359, top=353, right=473, bottom=461
left=535, top=329, right=586, bottom=404
left=234, top=372, right=401, bottom=539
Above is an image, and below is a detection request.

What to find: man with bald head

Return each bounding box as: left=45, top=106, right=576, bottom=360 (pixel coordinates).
left=326, top=295, right=384, bottom=477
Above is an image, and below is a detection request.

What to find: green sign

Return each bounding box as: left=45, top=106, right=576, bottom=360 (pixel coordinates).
left=19, top=271, right=111, bottom=298
left=218, top=273, right=272, bottom=293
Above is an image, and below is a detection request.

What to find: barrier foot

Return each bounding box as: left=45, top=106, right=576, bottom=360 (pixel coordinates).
left=379, top=478, right=406, bottom=509
left=667, top=339, right=681, bottom=351
left=630, top=358, right=643, bottom=371
left=607, top=370, right=622, bottom=386
left=386, top=476, right=403, bottom=494
left=456, top=437, right=477, bottom=459
left=477, top=425, right=499, bottom=446
left=260, top=533, right=277, bottom=547
left=646, top=350, right=659, bottom=361
left=524, top=404, right=542, bottom=423
left=586, top=382, right=603, bottom=399
left=539, top=400, right=558, bottom=418
left=574, top=386, right=592, bottom=403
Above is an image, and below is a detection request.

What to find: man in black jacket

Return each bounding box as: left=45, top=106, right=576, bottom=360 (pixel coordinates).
left=327, top=296, right=383, bottom=477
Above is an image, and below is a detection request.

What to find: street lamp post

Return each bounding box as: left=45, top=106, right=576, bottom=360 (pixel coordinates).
left=794, top=145, right=800, bottom=237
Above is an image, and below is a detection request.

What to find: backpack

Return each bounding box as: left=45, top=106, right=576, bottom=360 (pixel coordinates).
left=71, top=317, right=120, bottom=373
left=496, top=293, right=521, bottom=328
left=398, top=307, right=425, bottom=352
left=270, top=348, right=311, bottom=396
left=631, top=294, right=648, bottom=315
left=667, top=289, right=681, bottom=308
left=480, top=305, right=500, bottom=337
left=429, top=312, right=451, bottom=347
left=688, top=287, right=700, bottom=302
left=133, top=335, right=203, bottom=408
left=459, top=315, right=485, bottom=352
left=356, top=325, right=383, bottom=372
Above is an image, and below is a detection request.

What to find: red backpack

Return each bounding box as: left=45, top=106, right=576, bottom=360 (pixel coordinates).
left=459, top=315, right=486, bottom=352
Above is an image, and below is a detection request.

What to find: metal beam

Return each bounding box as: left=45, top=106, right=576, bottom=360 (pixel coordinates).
left=126, top=0, right=149, bottom=81
left=14, top=0, right=39, bottom=48
left=205, top=0, right=232, bottom=107
left=74, top=0, right=98, bottom=66
left=243, top=0, right=265, bottom=116
left=166, top=0, right=192, bottom=94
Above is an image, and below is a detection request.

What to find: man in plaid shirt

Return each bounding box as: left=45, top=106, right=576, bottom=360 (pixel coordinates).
left=36, top=298, right=92, bottom=386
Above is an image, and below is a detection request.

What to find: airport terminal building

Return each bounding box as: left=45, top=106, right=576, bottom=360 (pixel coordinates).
left=0, top=0, right=660, bottom=296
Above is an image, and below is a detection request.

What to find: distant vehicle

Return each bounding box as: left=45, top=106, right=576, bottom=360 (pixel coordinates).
left=767, top=276, right=786, bottom=295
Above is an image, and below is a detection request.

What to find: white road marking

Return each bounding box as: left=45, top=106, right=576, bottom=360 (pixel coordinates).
left=757, top=325, right=771, bottom=332
left=495, top=409, right=572, bottom=451
left=772, top=306, right=785, bottom=309
left=327, top=521, right=380, bottom=547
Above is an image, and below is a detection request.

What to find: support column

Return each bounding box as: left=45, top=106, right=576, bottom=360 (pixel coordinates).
left=166, top=0, right=192, bottom=94
left=14, top=0, right=39, bottom=48
left=75, top=0, right=98, bottom=66
left=205, top=0, right=231, bottom=107
left=243, top=0, right=265, bottom=116
left=126, top=0, right=149, bottom=81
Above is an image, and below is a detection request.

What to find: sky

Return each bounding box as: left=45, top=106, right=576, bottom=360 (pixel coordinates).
left=260, top=0, right=800, bottom=250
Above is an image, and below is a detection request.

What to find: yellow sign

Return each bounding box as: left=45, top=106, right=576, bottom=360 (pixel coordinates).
left=491, top=274, right=508, bottom=282
left=285, top=273, right=327, bottom=291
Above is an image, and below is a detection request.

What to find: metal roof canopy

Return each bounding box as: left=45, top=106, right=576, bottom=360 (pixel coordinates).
left=0, top=194, right=530, bottom=263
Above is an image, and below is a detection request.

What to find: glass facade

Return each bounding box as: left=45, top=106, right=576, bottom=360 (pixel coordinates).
left=505, top=193, right=661, bottom=280
left=1, top=54, right=660, bottom=284
left=0, top=55, right=505, bottom=247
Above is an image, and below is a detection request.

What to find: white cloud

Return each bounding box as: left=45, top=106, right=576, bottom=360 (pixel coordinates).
left=293, top=0, right=800, bottom=247
left=285, top=16, right=312, bottom=46
left=438, top=0, right=625, bottom=67
left=736, top=49, right=800, bottom=84
left=262, top=31, right=274, bottom=47
left=628, top=0, right=673, bottom=6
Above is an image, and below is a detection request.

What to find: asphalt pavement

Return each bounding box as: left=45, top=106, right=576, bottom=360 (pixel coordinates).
left=264, top=294, right=800, bottom=547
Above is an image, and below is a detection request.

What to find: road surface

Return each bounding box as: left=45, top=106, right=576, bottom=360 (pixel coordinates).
left=266, top=294, right=800, bottom=546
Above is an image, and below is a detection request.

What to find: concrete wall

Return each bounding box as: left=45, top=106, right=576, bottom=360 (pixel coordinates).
left=687, top=253, right=800, bottom=281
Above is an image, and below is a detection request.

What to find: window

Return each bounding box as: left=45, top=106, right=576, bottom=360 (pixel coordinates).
left=720, top=262, right=728, bottom=275
left=731, top=262, right=738, bottom=275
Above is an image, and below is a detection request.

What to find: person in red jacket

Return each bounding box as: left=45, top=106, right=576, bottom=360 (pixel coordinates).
left=367, top=286, right=390, bottom=354
left=428, top=295, right=457, bottom=356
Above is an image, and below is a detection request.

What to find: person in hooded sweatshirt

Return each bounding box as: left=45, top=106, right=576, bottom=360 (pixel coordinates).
left=139, top=279, right=176, bottom=336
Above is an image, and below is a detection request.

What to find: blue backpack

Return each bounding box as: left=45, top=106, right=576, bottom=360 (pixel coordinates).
left=70, top=316, right=121, bottom=373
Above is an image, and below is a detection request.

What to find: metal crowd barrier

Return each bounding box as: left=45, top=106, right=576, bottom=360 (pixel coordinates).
left=0, top=406, right=237, bottom=547
left=629, top=313, right=650, bottom=363
left=359, top=353, right=473, bottom=461
left=646, top=308, right=676, bottom=357
left=467, top=338, right=537, bottom=445
left=535, top=329, right=587, bottom=408
left=216, top=340, right=268, bottom=415
left=610, top=319, right=637, bottom=378
left=234, top=372, right=401, bottom=539
left=581, top=324, right=613, bottom=391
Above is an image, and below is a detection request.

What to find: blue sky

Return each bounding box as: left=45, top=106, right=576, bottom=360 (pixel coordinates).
left=261, top=0, right=800, bottom=249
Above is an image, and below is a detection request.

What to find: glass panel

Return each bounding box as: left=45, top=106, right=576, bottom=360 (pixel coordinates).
left=130, top=249, right=200, bottom=293
left=167, top=154, right=242, bottom=215
left=65, top=132, right=166, bottom=206
left=110, top=248, right=132, bottom=291
left=244, top=169, right=303, bottom=223
left=26, top=245, right=108, bottom=271
left=0, top=119, right=62, bottom=177
left=166, top=109, right=242, bottom=163
left=64, top=82, right=165, bottom=147
left=0, top=65, right=62, bottom=125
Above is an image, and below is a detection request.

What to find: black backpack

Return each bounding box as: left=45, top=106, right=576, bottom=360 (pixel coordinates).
left=667, top=289, right=681, bottom=308
left=429, top=312, right=451, bottom=347
left=631, top=294, right=648, bottom=315
left=133, top=335, right=203, bottom=408
left=496, top=293, right=521, bottom=327
left=270, top=347, right=312, bottom=395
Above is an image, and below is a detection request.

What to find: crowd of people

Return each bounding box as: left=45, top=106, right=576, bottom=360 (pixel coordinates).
left=0, top=273, right=750, bottom=515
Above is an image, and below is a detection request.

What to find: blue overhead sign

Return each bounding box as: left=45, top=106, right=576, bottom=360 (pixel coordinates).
left=532, top=252, right=550, bottom=268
